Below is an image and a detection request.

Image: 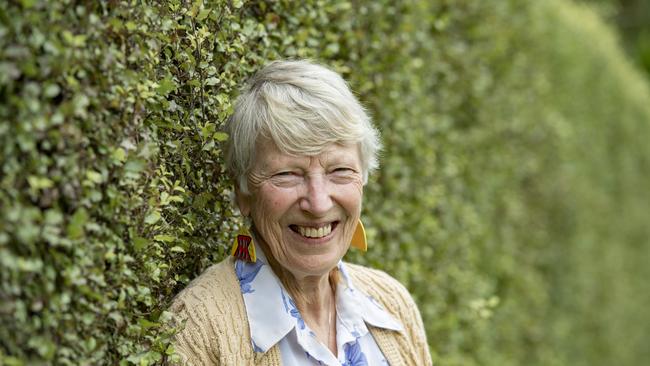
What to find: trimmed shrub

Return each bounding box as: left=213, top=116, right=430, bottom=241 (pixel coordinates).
left=1, top=0, right=649, bottom=365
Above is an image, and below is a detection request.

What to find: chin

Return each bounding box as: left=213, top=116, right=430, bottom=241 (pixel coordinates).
left=287, top=252, right=343, bottom=278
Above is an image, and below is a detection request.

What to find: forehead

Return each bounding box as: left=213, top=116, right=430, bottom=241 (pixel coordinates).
left=253, top=139, right=360, bottom=170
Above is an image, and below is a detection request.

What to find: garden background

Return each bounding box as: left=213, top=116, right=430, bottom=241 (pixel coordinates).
left=1, top=0, right=649, bottom=365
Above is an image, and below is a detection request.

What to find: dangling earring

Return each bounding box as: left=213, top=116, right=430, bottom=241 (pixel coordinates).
left=231, top=227, right=257, bottom=262
left=350, top=219, right=367, bottom=252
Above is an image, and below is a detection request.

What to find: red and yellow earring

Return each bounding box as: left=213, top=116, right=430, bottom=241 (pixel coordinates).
left=350, top=219, right=368, bottom=252
left=231, top=228, right=257, bottom=262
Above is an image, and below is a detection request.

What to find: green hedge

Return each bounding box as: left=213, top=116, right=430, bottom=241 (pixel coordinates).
left=1, top=0, right=649, bottom=365
left=581, top=0, right=650, bottom=79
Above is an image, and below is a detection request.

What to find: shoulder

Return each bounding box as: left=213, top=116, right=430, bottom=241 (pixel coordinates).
left=171, top=257, right=240, bottom=313
left=169, top=257, right=252, bottom=365
left=343, top=262, right=433, bottom=366
left=343, top=262, right=415, bottom=312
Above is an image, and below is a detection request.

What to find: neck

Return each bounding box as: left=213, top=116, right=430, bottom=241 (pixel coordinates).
left=255, top=238, right=339, bottom=355
left=291, top=274, right=337, bottom=356
left=292, top=273, right=332, bottom=310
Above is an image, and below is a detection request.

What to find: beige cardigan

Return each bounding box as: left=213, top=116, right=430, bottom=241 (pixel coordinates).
left=170, top=257, right=432, bottom=365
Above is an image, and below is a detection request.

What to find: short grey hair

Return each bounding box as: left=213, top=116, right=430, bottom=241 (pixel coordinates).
left=225, top=60, right=381, bottom=193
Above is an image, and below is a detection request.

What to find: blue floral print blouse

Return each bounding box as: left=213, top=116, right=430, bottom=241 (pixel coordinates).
left=235, top=250, right=403, bottom=366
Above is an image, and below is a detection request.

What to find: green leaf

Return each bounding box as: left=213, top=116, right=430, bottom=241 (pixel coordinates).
left=20, top=0, right=36, bottom=8
left=27, top=176, right=53, bottom=189
left=125, top=21, right=137, bottom=31
left=44, top=84, right=61, bottom=98
left=133, top=237, right=149, bottom=252
left=160, top=191, right=170, bottom=206
left=197, top=8, right=211, bottom=21
left=138, top=318, right=160, bottom=329
left=67, top=209, right=89, bottom=239
left=205, top=76, right=220, bottom=86
left=213, top=132, right=229, bottom=141
left=200, top=122, right=215, bottom=138
left=156, top=77, right=177, bottom=95
left=153, top=234, right=175, bottom=242
left=124, top=159, right=146, bottom=173
left=108, top=18, right=123, bottom=30
left=86, top=170, right=103, bottom=184
left=144, top=211, right=161, bottom=225
left=202, top=140, right=215, bottom=151
left=112, top=147, right=127, bottom=163
left=169, top=195, right=184, bottom=203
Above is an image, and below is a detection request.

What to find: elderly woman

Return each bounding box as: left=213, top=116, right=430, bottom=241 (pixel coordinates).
left=171, top=60, right=432, bottom=365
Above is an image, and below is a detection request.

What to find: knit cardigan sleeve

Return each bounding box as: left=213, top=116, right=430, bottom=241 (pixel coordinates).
left=346, top=263, right=433, bottom=366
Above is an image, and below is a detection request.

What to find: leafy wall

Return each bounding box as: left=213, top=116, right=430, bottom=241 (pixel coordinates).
left=1, top=0, right=649, bottom=365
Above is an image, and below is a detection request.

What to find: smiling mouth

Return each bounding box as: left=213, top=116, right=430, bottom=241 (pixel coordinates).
left=290, top=222, right=339, bottom=239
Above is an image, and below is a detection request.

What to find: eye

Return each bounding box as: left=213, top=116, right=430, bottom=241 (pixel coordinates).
left=329, top=167, right=359, bottom=184
left=331, top=167, right=355, bottom=174
left=269, top=170, right=302, bottom=187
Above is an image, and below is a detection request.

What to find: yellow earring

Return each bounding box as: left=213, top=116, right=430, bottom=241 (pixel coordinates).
left=350, top=220, right=367, bottom=252
left=231, top=228, right=257, bottom=262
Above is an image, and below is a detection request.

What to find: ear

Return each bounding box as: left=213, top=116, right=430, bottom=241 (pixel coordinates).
left=235, top=185, right=252, bottom=217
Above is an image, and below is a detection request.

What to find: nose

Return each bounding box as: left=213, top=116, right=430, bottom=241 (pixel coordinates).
left=299, top=173, right=333, bottom=216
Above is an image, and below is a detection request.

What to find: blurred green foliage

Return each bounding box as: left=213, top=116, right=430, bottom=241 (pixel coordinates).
left=1, top=0, right=649, bottom=365
left=582, top=0, right=650, bottom=78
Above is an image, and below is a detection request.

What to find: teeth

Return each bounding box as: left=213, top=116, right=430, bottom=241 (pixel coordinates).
left=298, top=224, right=332, bottom=238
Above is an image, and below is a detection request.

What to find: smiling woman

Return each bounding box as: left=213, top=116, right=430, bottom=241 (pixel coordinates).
left=169, top=60, right=432, bottom=366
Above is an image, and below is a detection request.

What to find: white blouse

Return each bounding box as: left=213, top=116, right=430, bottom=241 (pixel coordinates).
left=235, top=250, right=403, bottom=366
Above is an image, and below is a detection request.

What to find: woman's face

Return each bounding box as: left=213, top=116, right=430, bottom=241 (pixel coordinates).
left=237, top=139, right=363, bottom=280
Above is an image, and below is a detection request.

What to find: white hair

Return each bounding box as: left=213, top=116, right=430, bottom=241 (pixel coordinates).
left=225, top=60, right=381, bottom=193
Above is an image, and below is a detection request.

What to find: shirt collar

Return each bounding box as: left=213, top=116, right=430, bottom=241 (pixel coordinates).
left=336, top=260, right=403, bottom=336
left=235, top=250, right=403, bottom=355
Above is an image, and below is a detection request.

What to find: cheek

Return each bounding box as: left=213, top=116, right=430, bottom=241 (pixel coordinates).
left=257, top=198, right=279, bottom=221
left=271, top=198, right=284, bottom=210
left=355, top=181, right=363, bottom=197
left=334, top=194, right=362, bottom=224
left=253, top=186, right=297, bottom=219
left=345, top=181, right=364, bottom=207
